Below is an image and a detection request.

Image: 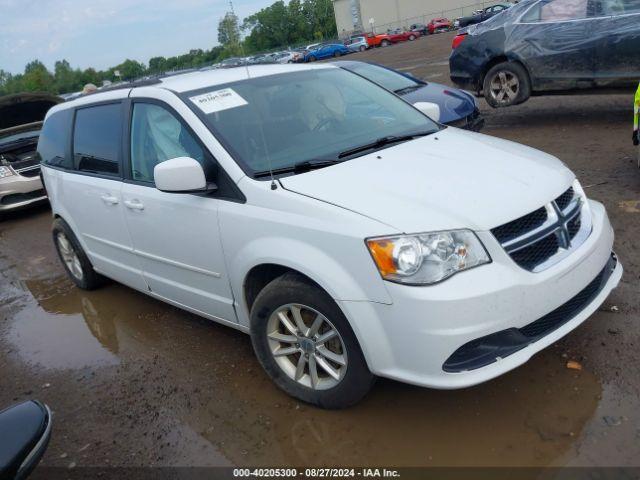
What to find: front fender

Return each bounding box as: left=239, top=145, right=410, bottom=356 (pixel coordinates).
left=230, top=235, right=393, bottom=327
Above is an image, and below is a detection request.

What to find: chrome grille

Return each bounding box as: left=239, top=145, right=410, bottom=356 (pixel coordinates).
left=491, top=184, right=592, bottom=272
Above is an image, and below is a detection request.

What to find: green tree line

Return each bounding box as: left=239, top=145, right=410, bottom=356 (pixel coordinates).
left=0, top=0, right=336, bottom=97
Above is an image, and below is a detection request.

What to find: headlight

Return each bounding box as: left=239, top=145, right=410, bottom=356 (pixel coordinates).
left=366, top=230, right=491, bottom=285
left=0, top=166, right=15, bottom=178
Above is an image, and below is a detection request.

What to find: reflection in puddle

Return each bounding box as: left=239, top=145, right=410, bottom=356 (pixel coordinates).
left=8, top=277, right=118, bottom=369
left=7, top=269, right=604, bottom=467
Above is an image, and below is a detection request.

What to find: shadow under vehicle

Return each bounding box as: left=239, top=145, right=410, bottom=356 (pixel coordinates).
left=450, top=0, right=640, bottom=107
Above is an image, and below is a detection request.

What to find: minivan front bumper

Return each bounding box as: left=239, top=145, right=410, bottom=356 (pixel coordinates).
left=339, top=200, right=622, bottom=389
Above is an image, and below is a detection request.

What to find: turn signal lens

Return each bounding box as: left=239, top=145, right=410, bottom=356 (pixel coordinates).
left=367, top=238, right=397, bottom=276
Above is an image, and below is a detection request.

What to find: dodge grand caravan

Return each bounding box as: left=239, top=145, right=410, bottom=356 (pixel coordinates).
left=39, top=64, right=622, bottom=408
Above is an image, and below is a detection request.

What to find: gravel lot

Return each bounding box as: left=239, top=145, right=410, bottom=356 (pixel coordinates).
left=1, top=31, right=639, bottom=471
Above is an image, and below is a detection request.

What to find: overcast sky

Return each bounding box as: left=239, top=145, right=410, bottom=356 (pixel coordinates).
left=0, top=0, right=274, bottom=74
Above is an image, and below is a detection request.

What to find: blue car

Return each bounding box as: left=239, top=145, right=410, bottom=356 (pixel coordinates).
left=336, top=60, right=484, bottom=130
left=304, top=44, right=350, bottom=62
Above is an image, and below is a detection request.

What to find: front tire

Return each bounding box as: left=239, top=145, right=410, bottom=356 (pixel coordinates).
left=359, top=45, right=366, bottom=52
left=52, top=218, right=104, bottom=290
left=333, top=51, right=342, bottom=57
left=409, top=34, right=416, bottom=41
left=250, top=273, right=375, bottom=409
left=381, top=40, right=391, bottom=47
left=307, top=55, right=317, bottom=62
left=483, top=61, right=531, bottom=108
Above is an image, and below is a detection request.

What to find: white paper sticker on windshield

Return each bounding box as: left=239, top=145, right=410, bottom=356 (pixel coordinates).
left=189, top=88, right=248, bottom=114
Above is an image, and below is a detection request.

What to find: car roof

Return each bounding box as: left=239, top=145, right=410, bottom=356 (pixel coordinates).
left=47, top=63, right=337, bottom=118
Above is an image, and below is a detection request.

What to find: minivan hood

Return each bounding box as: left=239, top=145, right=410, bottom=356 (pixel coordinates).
left=279, top=128, right=574, bottom=233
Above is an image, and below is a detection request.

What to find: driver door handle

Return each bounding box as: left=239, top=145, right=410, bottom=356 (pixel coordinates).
left=100, top=194, right=119, bottom=205
left=124, top=199, right=144, bottom=211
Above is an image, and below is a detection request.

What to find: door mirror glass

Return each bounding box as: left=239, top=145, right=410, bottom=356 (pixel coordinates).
left=413, top=102, right=441, bottom=122
left=154, top=157, right=215, bottom=193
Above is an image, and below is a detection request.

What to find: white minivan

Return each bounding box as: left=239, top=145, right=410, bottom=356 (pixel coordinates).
left=39, top=64, right=622, bottom=408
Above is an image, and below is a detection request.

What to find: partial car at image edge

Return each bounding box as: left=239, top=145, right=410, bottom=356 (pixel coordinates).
left=0, top=92, right=62, bottom=212
left=335, top=60, right=484, bottom=130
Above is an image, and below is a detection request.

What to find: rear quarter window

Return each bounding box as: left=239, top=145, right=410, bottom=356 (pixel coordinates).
left=73, top=103, right=122, bottom=176
left=37, top=109, right=72, bottom=168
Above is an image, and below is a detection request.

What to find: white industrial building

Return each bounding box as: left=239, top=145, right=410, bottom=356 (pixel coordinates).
left=332, top=0, right=492, bottom=35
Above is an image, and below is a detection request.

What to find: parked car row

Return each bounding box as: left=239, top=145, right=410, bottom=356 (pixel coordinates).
left=456, top=3, right=514, bottom=28
left=450, top=0, right=640, bottom=107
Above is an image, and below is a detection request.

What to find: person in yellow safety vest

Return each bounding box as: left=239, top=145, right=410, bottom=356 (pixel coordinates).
left=635, top=82, right=640, bottom=167
left=634, top=82, right=640, bottom=147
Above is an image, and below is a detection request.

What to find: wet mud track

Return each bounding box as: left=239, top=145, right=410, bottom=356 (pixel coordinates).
left=1, top=32, right=640, bottom=469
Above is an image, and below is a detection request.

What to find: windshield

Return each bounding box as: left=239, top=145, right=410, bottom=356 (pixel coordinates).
left=341, top=63, right=421, bottom=94
left=183, top=68, right=437, bottom=177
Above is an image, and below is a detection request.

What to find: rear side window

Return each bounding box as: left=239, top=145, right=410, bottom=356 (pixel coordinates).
left=73, top=103, right=122, bottom=176
left=37, top=109, right=72, bottom=168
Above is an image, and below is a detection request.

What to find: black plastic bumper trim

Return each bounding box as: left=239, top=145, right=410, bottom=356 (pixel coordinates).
left=443, top=252, right=618, bottom=373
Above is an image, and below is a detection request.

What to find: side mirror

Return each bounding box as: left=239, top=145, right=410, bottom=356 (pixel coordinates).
left=154, top=157, right=217, bottom=194
left=413, top=102, right=441, bottom=122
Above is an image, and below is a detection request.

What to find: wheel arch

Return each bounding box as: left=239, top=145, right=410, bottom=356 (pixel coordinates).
left=241, top=260, right=391, bottom=375
left=243, top=263, right=325, bottom=315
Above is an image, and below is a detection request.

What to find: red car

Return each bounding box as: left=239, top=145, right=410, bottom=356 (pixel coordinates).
left=386, top=28, right=418, bottom=43
left=428, top=18, right=452, bottom=34
left=364, top=33, right=392, bottom=47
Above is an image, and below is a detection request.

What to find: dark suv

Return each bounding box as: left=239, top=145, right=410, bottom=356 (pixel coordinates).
left=450, top=0, right=640, bottom=107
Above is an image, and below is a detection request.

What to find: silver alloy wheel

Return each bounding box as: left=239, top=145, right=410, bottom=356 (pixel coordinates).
left=56, top=232, right=84, bottom=281
left=267, top=303, right=348, bottom=390
left=489, top=70, right=519, bottom=105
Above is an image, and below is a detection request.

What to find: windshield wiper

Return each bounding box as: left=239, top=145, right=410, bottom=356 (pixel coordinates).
left=393, top=85, right=423, bottom=95
left=253, top=159, right=343, bottom=178
left=337, top=130, right=435, bottom=159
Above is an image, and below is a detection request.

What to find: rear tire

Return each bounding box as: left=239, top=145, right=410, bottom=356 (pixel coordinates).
left=52, top=218, right=104, bottom=290
left=359, top=45, right=366, bottom=52
left=483, top=61, right=531, bottom=108
left=381, top=40, right=391, bottom=47
left=307, top=55, right=317, bottom=62
left=409, top=34, right=416, bottom=41
left=250, top=273, right=375, bottom=409
left=333, top=51, right=342, bottom=57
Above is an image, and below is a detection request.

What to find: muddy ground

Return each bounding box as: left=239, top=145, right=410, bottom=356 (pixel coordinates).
left=1, top=31, right=639, bottom=471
